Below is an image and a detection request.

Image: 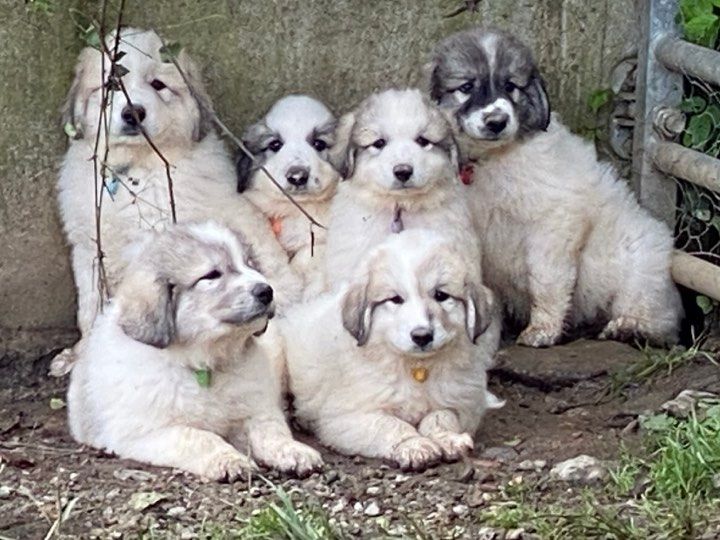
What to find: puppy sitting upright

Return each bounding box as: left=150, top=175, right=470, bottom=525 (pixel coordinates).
left=68, top=222, right=322, bottom=480
left=236, top=95, right=341, bottom=295
left=55, top=28, right=298, bottom=375
left=283, top=230, right=502, bottom=472
left=430, top=27, right=682, bottom=347
left=324, top=88, right=479, bottom=290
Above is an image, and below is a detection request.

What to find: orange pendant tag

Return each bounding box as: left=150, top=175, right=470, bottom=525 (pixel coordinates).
left=269, top=216, right=282, bottom=238
left=411, top=367, right=428, bottom=383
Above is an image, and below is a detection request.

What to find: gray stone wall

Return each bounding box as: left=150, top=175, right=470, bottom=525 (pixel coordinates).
left=0, top=0, right=636, bottom=365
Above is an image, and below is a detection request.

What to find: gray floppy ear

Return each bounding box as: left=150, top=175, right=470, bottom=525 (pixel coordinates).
left=61, top=48, right=95, bottom=140
left=116, top=269, right=176, bottom=348
left=235, top=120, right=271, bottom=192
left=328, top=111, right=357, bottom=179
left=523, top=72, right=551, bottom=132
left=464, top=282, right=495, bottom=343
left=341, top=280, right=373, bottom=346
left=428, top=63, right=445, bottom=103
left=177, top=50, right=215, bottom=141
left=235, top=150, right=255, bottom=193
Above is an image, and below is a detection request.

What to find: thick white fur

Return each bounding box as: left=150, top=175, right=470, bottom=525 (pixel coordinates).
left=240, top=95, right=340, bottom=296
left=283, top=230, right=502, bottom=471
left=324, top=89, right=479, bottom=291
left=67, top=222, right=321, bottom=480
left=462, top=116, right=682, bottom=346
left=55, top=29, right=299, bottom=374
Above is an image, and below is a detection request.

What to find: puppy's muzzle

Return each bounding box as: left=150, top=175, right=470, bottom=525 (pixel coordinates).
left=121, top=104, right=146, bottom=135
left=252, top=283, right=274, bottom=306
left=286, top=166, right=310, bottom=188
left=484, top=111, right=509, bottom=135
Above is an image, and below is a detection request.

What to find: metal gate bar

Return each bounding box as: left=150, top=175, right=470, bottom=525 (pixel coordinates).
left=636, top=0, right=720, bottom=301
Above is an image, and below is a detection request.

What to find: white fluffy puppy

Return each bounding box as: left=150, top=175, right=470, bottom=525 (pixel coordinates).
left=429, top=27, right=682, bottom=346
left=283, top=230, right=502, bottom=472
left=55, top=28, right=298, bottom=373
left=236, top=95, right=341, bottom=295
left=67, top=222, right=322, bottom=480
left=324, top=88, right=479, bottom=290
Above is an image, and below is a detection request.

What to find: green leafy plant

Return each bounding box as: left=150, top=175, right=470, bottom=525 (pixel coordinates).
left=679, top=0, right=720, bottom=48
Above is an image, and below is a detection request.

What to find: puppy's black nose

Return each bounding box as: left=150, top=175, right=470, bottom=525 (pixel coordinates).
left=286, top=166, right=309, bottom=187
left=252, top=283, right=274, bottom=306
left=485, top=112, right=508, bottom=134
left=393, top=164, right=413, bottom=183
left=411, top=328, right=434, bottom=347
left=121, top=105, right=146, bottom=126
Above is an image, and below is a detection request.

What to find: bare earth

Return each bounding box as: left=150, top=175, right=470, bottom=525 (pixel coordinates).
left=2, top=340, right=719, bottom=539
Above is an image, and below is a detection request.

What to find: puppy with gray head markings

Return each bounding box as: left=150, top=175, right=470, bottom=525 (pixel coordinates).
left=429, top=27, right=682, bottom=347
left=67, top=222, right=322, bottom=480
left=236, top=95, right=341, bottom=296
left=282, top=229, right=503, bottom=472
left=324, top=88, right=481, bottom=291
left=53, top=28, right=299, bottom=376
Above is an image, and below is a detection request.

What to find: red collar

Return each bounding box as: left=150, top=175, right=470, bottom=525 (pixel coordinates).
left=459, top=162, right=475, bottom=185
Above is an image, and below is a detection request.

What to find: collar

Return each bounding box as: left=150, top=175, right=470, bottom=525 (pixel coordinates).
left=269, top=216, right=283, bottom=238
left=194, top=368, right=212, bottom=388
left=411, top=366, right=428, bottom=383
left=459, top=162, right=475, bottom=185
left=391, top=204, right=404, bottom=233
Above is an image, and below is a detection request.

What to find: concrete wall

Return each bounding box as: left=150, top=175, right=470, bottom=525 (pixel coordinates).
left=0, top=0, right=636, bottom=366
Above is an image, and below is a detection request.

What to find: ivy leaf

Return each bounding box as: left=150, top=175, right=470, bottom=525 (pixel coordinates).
left=588, top=88, right=613, bottom=114
left=684, top=13, right=720, bottom=47
left=159, top=42, right=183, bottom=63
left=697, top=295, right=714, bottom=314
left=680, top=96, right=707, bottom=113
left=81, top=25, right=101, bottom=50
left=686, top=112, right=713, bottom=147
left=640, top=413, right=676, bottom=433
left=705, top=104, right=720, bottom=124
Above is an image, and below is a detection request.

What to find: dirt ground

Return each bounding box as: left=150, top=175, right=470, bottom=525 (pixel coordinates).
left=1, top=339, right=719, bottom=539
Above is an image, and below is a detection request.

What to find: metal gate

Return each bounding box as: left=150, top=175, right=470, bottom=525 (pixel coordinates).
left=634, top=0, right=720, bottom=301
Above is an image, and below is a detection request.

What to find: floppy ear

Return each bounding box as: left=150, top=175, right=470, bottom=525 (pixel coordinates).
left=523, top=71, right=551, bottom=132
left=428, top=63, right=444, bottom=103
left=464, top=281, right=495, bottom=343
left=116, top=269, right=177, bottom=348
left=177, top=50, right=215, bottom=141
left=61, top=48, right=95, bottom=140
left=236, top=151, right=255, bottom=193
left=328, top=111, right=357, bottom=179
left=341, top=279, right=373, bottom=346
left=235, top=120, right=271, bottom=192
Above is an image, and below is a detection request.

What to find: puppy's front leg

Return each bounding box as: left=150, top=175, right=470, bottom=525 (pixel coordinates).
left=518, top=229, right=583, bottom=347
left=418, top=410, right=474, bottom=462
left=119, top=426, right=256, bottom=482
left=318, top=413, right=443, bottom=472
left=244, top=415, right=323, bottom=477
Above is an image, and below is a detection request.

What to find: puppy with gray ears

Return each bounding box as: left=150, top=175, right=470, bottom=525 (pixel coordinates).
left=282, top=229, right=502, bottom=471
left=67, top=222, right=322, bottom=481
left=429, top=27, right=682, bottom=347
left=324, top=88, right=480, bottom=292
left=236, top=95, right=341, bottom=296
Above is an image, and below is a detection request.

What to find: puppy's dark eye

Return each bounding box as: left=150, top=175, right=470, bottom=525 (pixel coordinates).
left=267, top=139, right=283, bottom=153
left=458, top=81, right=474, bottom=94
left=387, top=295, right=404, bottom=305
left=434, top=290, right=450, bottom=302
left=312, top=139, right=328, bottom=152
left=416, top=136, right=431, bottom=147
left=197, top=269, right=222, bottom=282
left=505, top=81, right=517, bottom=93
left=372, top=138, right=386, bottom=150
left=150, top=79, right=167, bottom=91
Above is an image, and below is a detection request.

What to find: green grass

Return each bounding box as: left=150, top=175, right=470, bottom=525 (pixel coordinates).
left=237, top=484, right=343, bottom=540
left=606, top=340, right=716, bottom=397
left=480, top=406, right=720, bottom=539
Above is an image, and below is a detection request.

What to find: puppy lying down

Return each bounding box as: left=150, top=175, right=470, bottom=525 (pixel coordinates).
left=282, top=230, right=503, bottom=471
left=67, top=222, right=321, bottom=480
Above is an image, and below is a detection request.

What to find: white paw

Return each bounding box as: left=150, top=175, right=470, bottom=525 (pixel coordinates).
left=391, top=436, right=443, bottom=472
left=49, top=348, right=76, bottom=377
left=203, top=450, right=257, bottom=482
left=258, top=440, right=323, bottom=478
left=517, top=323, right=561, bottom=348
left=598, top=317, right=640, bottom=343
left=432, top=432, right=474, bottom=462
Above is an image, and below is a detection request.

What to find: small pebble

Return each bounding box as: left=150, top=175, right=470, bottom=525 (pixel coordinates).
left=452, top=504, right=468, bottom=517
left=364, top=501, right=381, bottom=517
